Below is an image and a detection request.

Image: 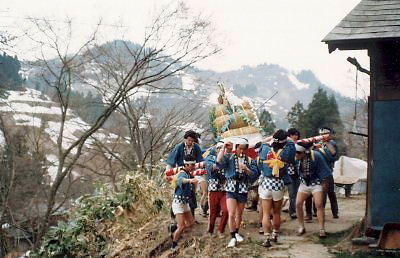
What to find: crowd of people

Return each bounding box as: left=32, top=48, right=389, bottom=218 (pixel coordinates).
left=165, top=127, right=339, bottom=249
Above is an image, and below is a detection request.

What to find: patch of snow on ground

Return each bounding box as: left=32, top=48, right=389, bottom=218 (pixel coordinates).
left=87, top=66, right=102, bottom=75
left=0, top=102, right=68, bottom=115
left=0, top=129, right=5, bottom=146
left=13, top=114, right=42, bottom=127
left=45, top=154, right=80, bottom=183
left=261, top=99, right=277, bottom=109
left=45, top=122, right=61, bottom=145
left=46, top=154, right=59, bottom=183
left=46, top=117, right=89, bottom=152
left=84, top=78, right=99, bottom=87
left=181, top=73, right=196, bottom=91
left=176, top=122, right=203, bottom=133
left=6, top=88, right=52, bottom=103
left=288, top=73, right=310, bottom=90
left=251, top=97, right=277, bottom=111
left=208, top=92, right=219, bottom=105
left=107, top=133, right=119, bottom=140
left=128, top=88, right=159, bottom=100
left=92, top=132, right=118, bottom=141
left=138, top=114, right=152, bottom=129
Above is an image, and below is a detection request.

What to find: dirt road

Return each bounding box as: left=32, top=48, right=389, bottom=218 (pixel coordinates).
left=113, top=194, right=365, bottom=258
left=159, top=194, right=365, bottom=258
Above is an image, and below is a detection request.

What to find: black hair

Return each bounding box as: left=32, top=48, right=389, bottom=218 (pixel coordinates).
left=254, top=142, right=262, bottom=149
left=184, top=130, right=198, bottom=140
left=287, top=128, right=300, bottom=138
left=235, top=144, right=249, bottom=150
left=272, top=129, right=287, bottom=151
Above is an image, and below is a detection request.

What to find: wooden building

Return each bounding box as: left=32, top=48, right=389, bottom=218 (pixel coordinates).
left=323, top=0, right=400, bottom=234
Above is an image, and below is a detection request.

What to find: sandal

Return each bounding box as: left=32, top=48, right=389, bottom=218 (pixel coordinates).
left=271, top=230, right=279, bottom=243
left=319, top=229, right=327, bottom=238
left=297, top=227, right=306, bottom=236
left=262, top=233, right=272, bottom=247
left=262, top=239, right=272, bottom=247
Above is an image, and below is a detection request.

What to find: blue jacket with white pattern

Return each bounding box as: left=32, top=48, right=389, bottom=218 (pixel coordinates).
left=174, top=169, right=196, bottom=203
left=257, top=141, right=295, bottom=185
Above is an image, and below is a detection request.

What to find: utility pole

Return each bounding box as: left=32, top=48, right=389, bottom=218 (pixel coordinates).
left=346, top=57, right=370, bottom=132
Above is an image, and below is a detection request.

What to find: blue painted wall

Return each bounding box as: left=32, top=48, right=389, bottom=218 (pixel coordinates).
left=372, top=100, right=400, bottom=229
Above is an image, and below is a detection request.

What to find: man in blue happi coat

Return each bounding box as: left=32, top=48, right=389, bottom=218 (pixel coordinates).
left=166, top=130, right=204, bottom=234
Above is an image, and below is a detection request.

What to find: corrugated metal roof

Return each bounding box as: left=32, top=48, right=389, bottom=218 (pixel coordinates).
left=323, top=0, right=400, bottom=42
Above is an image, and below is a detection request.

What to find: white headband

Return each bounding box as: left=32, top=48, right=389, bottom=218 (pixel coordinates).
left=295, top=144, right=306, bottom=152
left=273, top=138, right=287, bottom=144
left=319, top=128, right=331, bottom=135
left=234, top=137, right=248, bottom=145
left=184, top=160, right=196, bottom=165
left=216, top=141, right=224, bottom=148
left=222, top=137, right=248, bottom=146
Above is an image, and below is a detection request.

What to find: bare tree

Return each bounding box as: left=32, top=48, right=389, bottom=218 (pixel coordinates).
left=0, top=115, right=15, bottom=256
left=108, top=93, right=206, bottom=173
left=0, top=30, right=17, bottom=53
left=71, top=92, right=208, bottom=192
left=23, top=2, right=220, bottom=245
left=0, top=113, right=48, bottom=255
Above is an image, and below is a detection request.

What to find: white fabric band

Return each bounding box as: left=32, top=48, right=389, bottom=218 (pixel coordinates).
left=295, top=144, right=306, bottom=152
left=319, top=128, right=331, bottom=135
left=184, top=160, right=196, bottom=165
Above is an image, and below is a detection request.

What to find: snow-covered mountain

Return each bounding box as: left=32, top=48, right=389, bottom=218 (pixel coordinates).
left=0, top=88, right=119, bottom=184
left=192, top=64, right=355, bottom=128
left=21, top=40, right=355, bottom=129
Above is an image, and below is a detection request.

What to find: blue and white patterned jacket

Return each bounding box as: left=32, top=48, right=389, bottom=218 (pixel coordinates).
left=257, top=141, right=295, bottom=181
left=317, top=140, right=338, bottom=170
left=257, top=141, right=295, bottom=190
left=296, top=150, right=332, bottom=186
left=217, top=153, right=259, bottom=194
left=173, top=169, right=196, bottom=204
left=205, top=147, right=226, bottom=192
left=167, top=142, right=204, bottom=167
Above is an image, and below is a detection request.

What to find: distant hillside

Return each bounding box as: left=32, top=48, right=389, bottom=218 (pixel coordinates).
left=194, top=64, right=354, bottom=128
left=0, top=88, right=119, bottom=185
left=21, top=40, right=355, bottom=130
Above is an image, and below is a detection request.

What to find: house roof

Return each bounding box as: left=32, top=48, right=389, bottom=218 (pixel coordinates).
left=323, top=0, right=400, bottom=49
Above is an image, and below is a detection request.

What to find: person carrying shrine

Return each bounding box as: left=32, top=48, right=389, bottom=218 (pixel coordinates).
left=193, top=134, right=209, bottom=217
left=217, top=137, right=259, bottom=248
left=257, top=129, right=295, bottom=247
left=205, top=142, right=229, bottom=235
left=295, top=142, right=332, bottom=238
left=286, top=128, right=301, bottom=220
left=315, top=127, right=339, bottom=219
left=166, top=130, right=204, bottom=234
left=170, top=154, right=199, bottom=249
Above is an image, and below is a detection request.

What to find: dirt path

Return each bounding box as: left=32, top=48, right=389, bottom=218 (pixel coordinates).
left=155, top=194, right=366, bottom=258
